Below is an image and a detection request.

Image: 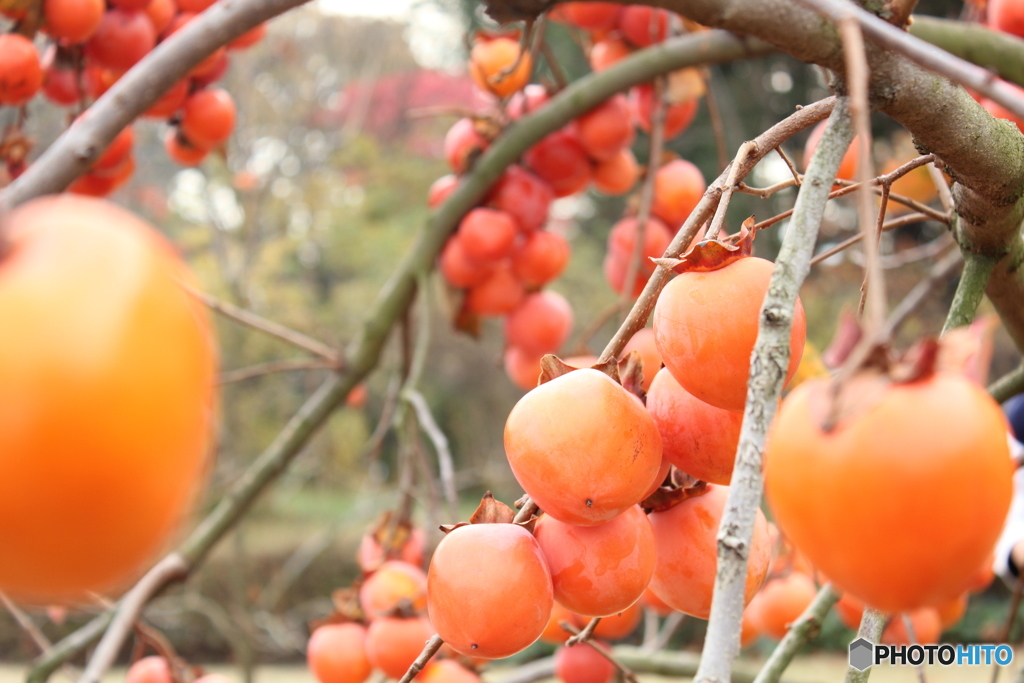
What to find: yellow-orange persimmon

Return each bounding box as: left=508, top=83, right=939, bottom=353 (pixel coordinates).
left=747, top=572, right=817, bottom=640
left=764, top=372, right=1012, bottom=613
left=504, top=368, right=662, bottom=525
left=590, top=600, right=643, bottom=640
left=648, top=484, right=771, bottom=618
left=534, top=505, right=655, bottom=617
left=364, top=617, right=434, bottom=679
left=306, top=624, right=372, bottom=683
left=469, top=37, right=532, bottom=98
left=0, top=195, right=216, bottom=603
left=358, top=560, right=427, bottom=617
left=428, top=523, right=553, bottom=658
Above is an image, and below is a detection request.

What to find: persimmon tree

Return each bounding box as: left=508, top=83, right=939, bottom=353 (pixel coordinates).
left=4, top=1, right=1024, bottom=683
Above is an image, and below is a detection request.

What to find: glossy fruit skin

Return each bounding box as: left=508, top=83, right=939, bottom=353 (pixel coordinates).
left=440, top=238, right=493, bottom=289
left=86, top=9, right=157, bottom=72
left=523, top=130, right=591, bottom=198
left=504, top=291, right=573, bottom=356
left=535, top=505, right=655, bottom=617
left=466, top=264, right=525, bottom=315
left=470, top=37, right=532, bottom=98
left=591, top=601, right=642, bottom=640
left=181, top=88, right=236, bottom=149
left=307, top=623, right=372, bottom=683
left=641, top=585, right=674, bottom=616
left=126, top=656, right=172, bottom=683
left=592, top=148, right=639, bottom=196
left=0, top=196, right=217, bottom=602
left=427, top=523, right=553, bottom=658
left=576, top=94, right=634, bottom=162
left=44, top=0, right=104, bottom=43
left=458, top=208, right=517, bottom=263
left=554, top=641, right=615, bottom=683
left=748, top=573, right=817, bottom=640
left=505, top=369, right=662, bottom=525
left=589, top=35, right=631, bottom=72
left=365, top=617, right=435, bottom=679
left=764, top=373, right=1013, bottom=613
left=505, top=346, right=545, bottom=391
left=560, top=2, right=622, bottom=30
left=164, top=130, right=208, bottom=166
left=358, top=560, right=428, bottom=617
left=144, top=0, right=178, bottom=35
left=646, top=368, right=742, bottom=484
left=653, top=256, right=806, bottom=412
left=0, top=34, right=43, bottom=105
left=512, top=230, right=570, bottom=287
left=650, top=159, right=706, bottom=229
left=487, top=166, right=554, bottom=232
left=648, top=484, right=771, bottom=618
left=419, top=660, right=481, bottom=683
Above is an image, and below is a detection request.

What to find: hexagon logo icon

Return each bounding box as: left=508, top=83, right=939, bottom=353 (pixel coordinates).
left=849, top=638, right=874, bottom=671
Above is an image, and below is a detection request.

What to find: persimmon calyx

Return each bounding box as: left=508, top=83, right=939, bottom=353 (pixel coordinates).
left=440, top=491, right=538, bottom=534
left=654, top=216, right=758, bottom=274
left=642, top=475, right=709, bottom=513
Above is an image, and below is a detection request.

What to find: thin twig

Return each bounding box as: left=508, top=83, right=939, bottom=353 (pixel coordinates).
left=185, top=285, right=341, bottom=362
left=901, top=614, right=928, bottom=683
left=648, top=612, right=685, bottom=652
left=564, top=617, right=601, bottom=646
left=884, top=246, right=963, bottom=337
left=736, top=178, right=800, bottom=198
left=927, top=163, right=954, bottom=213
left=0, top=593, right=78, bottom=681
left=752, top=584, right=840, bottom=683
left=397, top=635, right=443, bottom=683
left=561, top=622, right=639, bottom=683
left=710, top=141, right=757, bottom=238
left=703, top=68, right=730, bottom=172
left=809, top=213, right=932, bottom=266
left=571, top=300, right=626, bottom=355
left=776, top=147, right=802, bottom=185
left=218, top=358, right=337, bottom=384
left=403, top=389, right=459, bottom=522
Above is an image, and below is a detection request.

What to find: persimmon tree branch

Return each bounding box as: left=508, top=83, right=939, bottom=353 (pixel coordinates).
left=0, top=0, right=314, bottom=212
left=909, top=16, right=1024, bottom=90
left=990, top=364, right=1024, bottom=403
left=845, top=608, right=887, bottom=683
left=696, top=99, right=854, bottom=683
left=942, top=251, right=998, bottom=333
left=752, top=584, right=840, bottom=683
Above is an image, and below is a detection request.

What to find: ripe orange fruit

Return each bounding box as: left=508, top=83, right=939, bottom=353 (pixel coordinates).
left=576, top=94, right=635, bottom=161
left=0, top=196, right=217, bottom=602
left=0, top=34, right=43, bottom=105
left=589, top=35, right=632, bottom=72
left=591, top=601, right=642, bottom=640
left=440, top=238, right=493, bottom=289
left=356, top=526, right=425, bottom=574
left=43, top=0, right=104, bottom=43
left=618, top=6, right=672, bottom=47
left=540, top=601, right=579, bottom=645
left=457, top=208, right=517, bottom=263
left=358, top=560, right=427, bottom=617
left=535, top=505, right=655, bottom=617
left=523, top=129, right=592, bottom=198
left=505, top=346, right=545, bottom=391
left=126, top=657, right=172, bottom=683
left=504, top=291, right=574, bottom=356
left=648, top=484, right=771, bottom=618
left=621, top=328, right=661, bottom=393
left=631, top=85, right=699, bottom=139
left=804, top=120, right=858, bottom=184
left=653, top=255, right=806, bottom=412
left=487, top=165, right=554, bottom=232
left=881, top=609, right=942, bottom=645
left=85, top=9, right=157, bottom=71
left=592, top=148, right=640, bottom=196
left=465, top=263, right=526, bottom=315
left=604, top=216, right=672, bottom=298
left=428, top=175, right=459, bottom=208
left=645, top=368, right=742, bottom=484
left=936, top=593, right=968, bottom=630
left=419, top=660, right=480, bottom=683
left=365, top=617, right=434, bottom=679
left=504, top=368, right=663, bottom=525
left=307, top=623, right=373, bottom=683
left=650, top=159, right=706, bottom=229
left=469, top=37, right=532, bottom=98
left=641, top=586, right=674, bottom=616
left=560, top=2, right=622, bottom=30
left=164, top=129, right=209, bottom=167
left=990, top=0, right=1024, bottom=38
left=181, top=88, right=236, bottom=149
left=554, top=642, right=615, bottom=683
left=764, top=372, right=1013, bottom=613
left=512, top=230, right=570, bottom=287
left=427, top=523, right=553, bottom=658
left=748, top=573, right=817, bottom=640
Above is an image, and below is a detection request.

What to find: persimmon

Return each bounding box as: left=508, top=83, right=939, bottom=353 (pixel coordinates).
left=535, top=505, right=655, bottom=617
left=465, top=264, right=526, bottom=315
left=145, top=79, right=189, bottom=119
left=504, top=368, right=662, bottom=525
left=505, top=346, right=545, bottom=390
left=621, top=328, right=661, bottom=393
left=85, top=9, right=157, bottom=71
left=650, top=159, right=706, bottom=229
left=990, top=0, right=1024, bottom=38
left=834, top=593, right=865, bottom=631
left=592, top=148, right=640, bottom=196
left=420, top=660, right=481, bottom=683
left=356, top=526, right=425, bottom=574
left=440, top=238, right=493, bottom=289
left=42, top=56, right=80, bottom=106
left=92, top=126, right=135, bottom=175
left=748, top=573, right=817, bottom=640
left=365, top=616, right=434, bottom=679
left=936, top=593, right=968, bottom=630
left=512, top=230, right=570, bottom=287
left=648, top=484, right=771, bottom=618
left=507, top=84, right=549, bottom=120
left=964, top=553, right=995, bottom=593
left=881, top=609, right=942, bottom=645
left=358, top=560, right=427, bottom=616
left=604, top=215, right=672, bottom=298
left=68, top=172, right=118, bottom=198
left=590, top=601, right=642, bottom=640
left=740, top=608, right=762, bottom=648
left=487, top=165, right=554, bottom=232
left=164, top=130, right=208, bottom=167
left=0, top=34, right=43, bottom=105
left=631, top=85, right=699, bottom=139
left=540, top=601, right=579, bottom=645
left=618, top=6, right=672, bottom=47
left=0, top=196, right=216, bottom=602
left=457, top=208, right=517, bottom=263
left=180, top=88, right=236, bottom=149
left=504, top=291, right=573, bottom=356
left=554, top=642, right=615, bottom=683
left=163, top=13, right=226, bottom=79
left=427, top=523, right=553, bottom=658
left=641, top=586, right=674, bottom=617
left=645, top=368, right=742, bottom=484
left=144, top=0, right=178, bottom=35
left=576, top=94, right=634, bottom=161
left=523, top=129, right=592, bottom=198
left=804, top=120, right=858, bottom=184
left=44, top=0, right=104, bottom=43
left=445, top=118, right=489, bottom=173
left=589, top=35, right=632, bottom=72
left=653, top=254, right=806, bottom=412
left=307, top=623, right=372, bottom=683
left=764, top=372, right=1013, bottom=612
left=469, top=36, right=532, bottom=98
left=126, top=656, right=172, bottom=683
left=560, top=2, right=622, bottom=30
left=428, top=174, right=459, bottom=208
left=641, top=456, right=671, bottom=499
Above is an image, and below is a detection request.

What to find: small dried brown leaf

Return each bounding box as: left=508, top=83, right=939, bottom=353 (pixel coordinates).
left=329, top=587, right=365, bottom=622
left=439, top=522, right=469, bottom=534
left=618, top=350, right=646, bottom=404
left=642, top=479, right=709, bottom=512
left=540, top=354, right=578, bottom=384
left=667, top=224, right=755, bottom=274
left=469, top=491, right=516, bottom=524
left=591, top=358, right=621, bottom=383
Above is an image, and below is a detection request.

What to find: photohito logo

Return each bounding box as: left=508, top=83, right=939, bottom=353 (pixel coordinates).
left=849, top=639, right=1014, bottom=671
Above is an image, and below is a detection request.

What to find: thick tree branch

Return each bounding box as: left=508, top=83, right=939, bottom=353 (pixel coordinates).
left=696, top=100, right=854, bottom=683
left=0, top=0, right=313, bottom=211
left=991, top=364, right=1024, bottom=403
left=752, top=584, right=840, bottom=683
left=942, top=251, right=998, bottom=333
left=845, top=608, right=887, bottom=683
left=909, top=16, right=1024, bottom=90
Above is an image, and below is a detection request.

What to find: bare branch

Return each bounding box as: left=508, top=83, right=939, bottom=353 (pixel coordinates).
left=883, top=246, right=962, bottom=337
left=397, top=634, right=444, bottom=683
left=219, top=358, right=337, bottom=384
left=563, top=617, right=601, bottom=647
left=845, top=608, right=887, bottom=683
left=752, top=584, right=840, bottom=683
left=403, top=389, right=459, bottom=523
left=942, top=251, right=998, bottom=333
left=560, top=622, right=639, bottom=683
